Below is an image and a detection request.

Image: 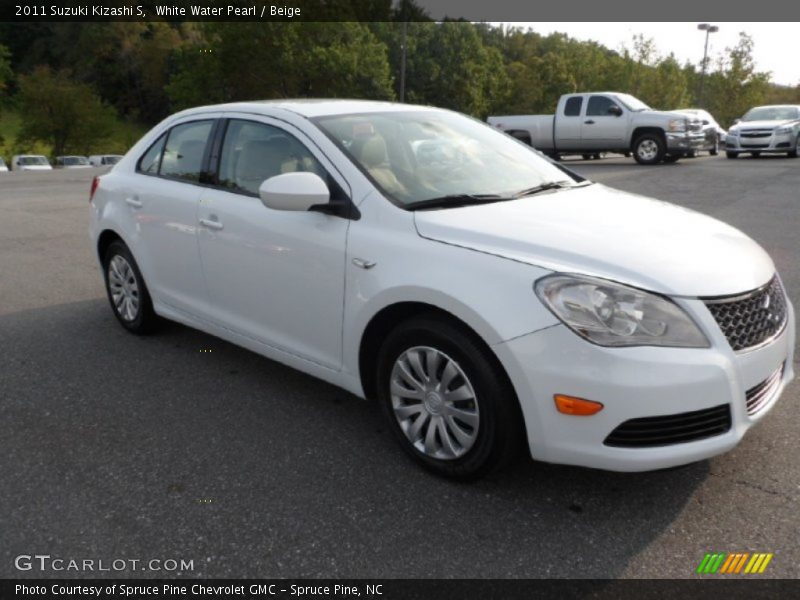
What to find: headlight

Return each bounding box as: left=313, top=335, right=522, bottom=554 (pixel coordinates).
left=667, top=118, right=688, bottom=133
left=534, top=274, right=709, bottom=348
left=776, top=125, right=793, bottom=134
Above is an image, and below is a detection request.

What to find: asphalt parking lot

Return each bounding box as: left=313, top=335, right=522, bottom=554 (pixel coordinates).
left=1, top=154, right=798, bottom=579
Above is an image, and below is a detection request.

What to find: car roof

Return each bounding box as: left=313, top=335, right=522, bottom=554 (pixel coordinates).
left=174, top=99, right=440, bottom=120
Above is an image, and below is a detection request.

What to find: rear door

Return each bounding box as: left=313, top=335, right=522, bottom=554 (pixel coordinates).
left=554, top=95, right=584, bottom=150
left=125, top=118, right=216, bottom=316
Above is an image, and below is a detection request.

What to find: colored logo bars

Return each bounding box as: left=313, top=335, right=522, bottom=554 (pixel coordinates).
left=696, top=552, right=773, bottom=574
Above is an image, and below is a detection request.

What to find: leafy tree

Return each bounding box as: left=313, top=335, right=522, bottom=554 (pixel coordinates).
left=17, top=66, right=117, bottom=156
left=392, top=21, right=507, bottom=118
left=0, top=44, right=11, bottom=95
left=705, top=33, right=770, bottom=126
left=167, top=22, right=394, bottom=110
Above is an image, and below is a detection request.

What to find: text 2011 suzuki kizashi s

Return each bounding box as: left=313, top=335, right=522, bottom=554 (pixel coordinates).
left=90, top=100, right=795, bottom=479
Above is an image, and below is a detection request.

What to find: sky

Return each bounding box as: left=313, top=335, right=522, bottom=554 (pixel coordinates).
left=498, top=23, right=799, bottom=87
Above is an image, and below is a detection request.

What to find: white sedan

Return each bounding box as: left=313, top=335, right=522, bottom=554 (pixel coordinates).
left=89, top=100, right=795, bottom=479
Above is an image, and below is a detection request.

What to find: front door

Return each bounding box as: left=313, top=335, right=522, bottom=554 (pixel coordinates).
left=196, top=117, right=350, bottom=369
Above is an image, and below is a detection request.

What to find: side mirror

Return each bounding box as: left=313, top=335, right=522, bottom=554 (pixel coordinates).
left=608, top=105, right=623, bottom=117
left=258, top=172, right=330, bottom=212
left=733, top=118, right=741, bottom=125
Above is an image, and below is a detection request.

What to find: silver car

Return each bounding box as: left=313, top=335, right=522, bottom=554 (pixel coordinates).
left=726, top=105, right=800, bottom=159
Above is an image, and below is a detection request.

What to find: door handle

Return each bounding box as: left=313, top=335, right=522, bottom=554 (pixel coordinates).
left=125, top=196, right=142, bottom=208
left=584, top=120, right=595, bottom=125
left=199, top=217, right=224, bottom=231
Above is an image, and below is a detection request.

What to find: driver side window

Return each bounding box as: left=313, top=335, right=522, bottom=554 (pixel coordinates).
left=217, top=120, right=326, bottom=197
left=587, top=96, right=620, bottom=117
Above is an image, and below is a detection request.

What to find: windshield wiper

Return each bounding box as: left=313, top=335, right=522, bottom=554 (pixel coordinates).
left=405, top=194, right=510, bottom=211
left=511, top=180, right=579, bottom=199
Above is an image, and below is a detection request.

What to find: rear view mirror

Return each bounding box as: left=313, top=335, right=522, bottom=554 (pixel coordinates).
left=733, top=118, right=741, bottom=125
left=608, top=105, right=623, bottom=117
left=259, top=172, right=330, bottom=212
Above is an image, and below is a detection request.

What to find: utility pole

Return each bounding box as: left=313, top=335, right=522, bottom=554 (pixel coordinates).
left=697, top=23, right=719, bottom=107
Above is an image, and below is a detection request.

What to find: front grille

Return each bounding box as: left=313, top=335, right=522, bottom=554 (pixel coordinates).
left=745, top=364, right=784, bottom=415
left=604, top=405, right=731, bottom=448
left=740, top=143, right=769, bottom=148
left=704, top=276, right=787, bottom=352
left=740, top=130, right=774, bottom=137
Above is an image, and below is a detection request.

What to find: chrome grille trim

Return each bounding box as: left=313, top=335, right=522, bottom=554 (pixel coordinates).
left=703, top=276, right=788, bottom=352
left=745, top=364, right=784, bottom=416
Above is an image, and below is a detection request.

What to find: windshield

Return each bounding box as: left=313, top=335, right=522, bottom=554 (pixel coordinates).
left=615, top=94, right=651, bottom=112
left=314, top=110, right=578, bottom=207
left=742, top=106, right=800, bottom=122
left=20, top=156, right=49, bottom=166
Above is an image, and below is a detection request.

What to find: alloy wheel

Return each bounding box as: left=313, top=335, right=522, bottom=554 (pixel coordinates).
left=389, top=346, right=480, bottom=460
left=107, top=255, right=140, bottom=322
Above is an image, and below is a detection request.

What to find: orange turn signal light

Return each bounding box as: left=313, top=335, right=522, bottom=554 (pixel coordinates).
left=554, top=395, right=604, bottom=416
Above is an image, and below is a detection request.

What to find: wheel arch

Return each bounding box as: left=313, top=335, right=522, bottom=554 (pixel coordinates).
left=358, top=301, right=512, bottom=403
left=97, top=228, right=125, bottom=264
left=631, top=127, right=666, bottom=150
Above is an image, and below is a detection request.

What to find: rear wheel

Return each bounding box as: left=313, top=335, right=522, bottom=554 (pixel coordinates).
left=726, top=151, right=738, bottom=159
left=376, top=315, right=524, bottom=480
left=633, top=133, right=666, bottom=165
left=710, top=137, right=719, bottom=156
left=103, top=240, right=158, bottom=334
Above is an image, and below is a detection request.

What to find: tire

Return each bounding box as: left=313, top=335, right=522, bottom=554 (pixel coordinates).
left=710, top=137, right=719, bottom=156
left=103, top=240, right=158, bottom=334
left=376, top=315, right=524, bottom=480
left=663, top=154, right=681, bottom=163
left=788, top=135, right=799, bottom=158
left=632, top=133, right=666, bottom=165
left=686, top=150, right=696, bottom=158
left=726, top=151, right=738, bottom=159
left=751, top=152, right=761, bottom=158
left=582, top=154, right=591, bottom=160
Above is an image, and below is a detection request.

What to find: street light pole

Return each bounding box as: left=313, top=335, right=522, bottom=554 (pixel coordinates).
left=697, top=23, right=719, bottom=108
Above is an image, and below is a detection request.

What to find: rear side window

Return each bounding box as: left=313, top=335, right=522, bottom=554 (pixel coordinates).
left=138, top=135, right=167, bottom=174
left=217, top=119, right=326, bottom=196
left=160, top=121, right=213, bottom=182
left=137, top=120, right=213, bottom=182
left=564, top=97, right=583, bottom=117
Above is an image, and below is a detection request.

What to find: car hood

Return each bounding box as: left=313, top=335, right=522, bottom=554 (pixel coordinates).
left=413, top=184, right=774, bottom=297
left=736, top=119, right=798, bottom=130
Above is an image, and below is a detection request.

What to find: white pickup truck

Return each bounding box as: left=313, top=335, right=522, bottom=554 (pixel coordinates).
left=488, top=92, right=706, bottom=165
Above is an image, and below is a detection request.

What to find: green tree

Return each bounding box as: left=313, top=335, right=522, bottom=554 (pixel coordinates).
left=395, top=21, right=507, bottom=118
left=167, top=22, right=394, bottom=110
left=705, top=33, right=770, bottom=126
left=0, top=44, right=11, bottom=95
left=17, top=66, right=117, bottom=156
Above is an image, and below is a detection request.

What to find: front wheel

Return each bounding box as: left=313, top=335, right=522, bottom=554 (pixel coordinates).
left=788, top=135, right=799, bottom=158
left=632, top=133, right=666, bottom=165
left=710, top=137, right=719, bottom=156
left=376, top=315, right=524, bottom=480
left=103, top=240, right=158, bottom=334
left=726, top=151, right=738, bottom=159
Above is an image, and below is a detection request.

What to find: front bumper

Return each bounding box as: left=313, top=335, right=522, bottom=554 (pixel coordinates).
left=493, top=294, right=795, bottom=471
left=666, top=132, right=707, bottom=154
left=726, top=131, right=796, bottom=154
